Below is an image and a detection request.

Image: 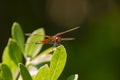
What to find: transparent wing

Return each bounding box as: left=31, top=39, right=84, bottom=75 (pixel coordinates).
left=25, top=41, right=43, bottom=45
left=25, top=33, right=50, bottom=38
left=55, top=26, right=80, bottom=36
left=61, top=38, right=75, bottom=40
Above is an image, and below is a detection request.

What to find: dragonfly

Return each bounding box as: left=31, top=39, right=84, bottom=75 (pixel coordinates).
left=25, top=26, right=80, bottom=48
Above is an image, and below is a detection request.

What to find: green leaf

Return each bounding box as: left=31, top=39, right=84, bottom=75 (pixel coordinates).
left=0, top=63, right=4, bottom=80
left=2, top=46, right=17, bottom=79
left=2, top=38, right=22, bottom=79
left=3, top=38, right=22, bottom=65
left=50, top=45, right=67, bottom=80
left=67, top=74, right=79, bottom=80
left=27, top=48, right=52, bottom=76
left=0, top=73, right=3, bottom=80
left=30, top=47, right=52, bottom=65
left=19, top=63, right=32, bottom=80
left=0, top=74, right=2, bottom=80
left=24, top=28, right=45, bottom=58
left=1, top=64, right=13, bottom=80
left=12, top=22, right=25, bottom=52
left=34, top=64, right=50, bottom=80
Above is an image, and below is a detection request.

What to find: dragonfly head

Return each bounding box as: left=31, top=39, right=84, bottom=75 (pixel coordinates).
left=51, top=36, right=62, bottom=43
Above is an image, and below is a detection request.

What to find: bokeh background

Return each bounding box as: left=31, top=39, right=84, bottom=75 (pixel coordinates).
left=0, top=0, right=120, bottom=80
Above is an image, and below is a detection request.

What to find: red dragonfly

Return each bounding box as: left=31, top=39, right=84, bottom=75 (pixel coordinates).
left=26, top=26, right=80, bottom=47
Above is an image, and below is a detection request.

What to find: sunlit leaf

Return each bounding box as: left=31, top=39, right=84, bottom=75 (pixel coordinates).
left=24, top=28, right=45, bottom=58
left=12, top=22, right=25, bottom=52
left=50, top=45, right=67, bottom=80
left=2, top=38, right=22, bottom=79
left=30, top=47, right=52, bottom=65
left=1, top=64, right=13, bottom=80
left=34, top=64, right=50, bottom=80
left=28, top=48, right=52, bottom=76
left=0, top=73, right=3, bottom=80
left=19, top=63, right=32, bottom=80
left=0, top=71, right=3, bottom=80
left=27, top=64, right=38, bottom=76
left=7, top=38, right=22, bottom=64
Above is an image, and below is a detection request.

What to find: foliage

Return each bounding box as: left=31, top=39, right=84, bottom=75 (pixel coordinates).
left=0, top=22, right=78, bottom=80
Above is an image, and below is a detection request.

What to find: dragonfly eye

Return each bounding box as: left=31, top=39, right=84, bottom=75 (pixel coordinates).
left=56, top=37, right=61, bottom=43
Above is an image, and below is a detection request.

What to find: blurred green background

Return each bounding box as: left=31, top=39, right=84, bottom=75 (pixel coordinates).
left=0, top=0, right=120, bottom=80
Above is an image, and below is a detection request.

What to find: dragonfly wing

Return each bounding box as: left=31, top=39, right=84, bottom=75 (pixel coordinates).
left=55, top=26, right=80, bottom=36
left=25, top=33, right=50, bottom=38
left=25, top=41, right=43, bottom=45
left=61, top=38, right=75, bottom=40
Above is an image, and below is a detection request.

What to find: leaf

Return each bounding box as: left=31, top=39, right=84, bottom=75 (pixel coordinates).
left=27, top=65, right=38, bottom=76
left=0, top=71, right=3, bottom=80
left=67, top=74, right=79, bottom=80
left=12, top=22, right=25, bottom=52
left=3, top=38, right=22, bottom=65
left=24, top=28, right=45, bottom=58
left=0, top=73, right=3, bottom=80
left=30, top=47, right=52, bottom=65
left=27, top=48, right=52, bottom=76
left=2, top=38, right=22, bottom=79
left=34, top=64, right=50, bottom=80
left=1, top=64, right=13, bottom=80
left=19, top=63, right=33, bottom=80
left=50, top=45, right=67, bottom=80
left=2, top=46, right=18, bottom=79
